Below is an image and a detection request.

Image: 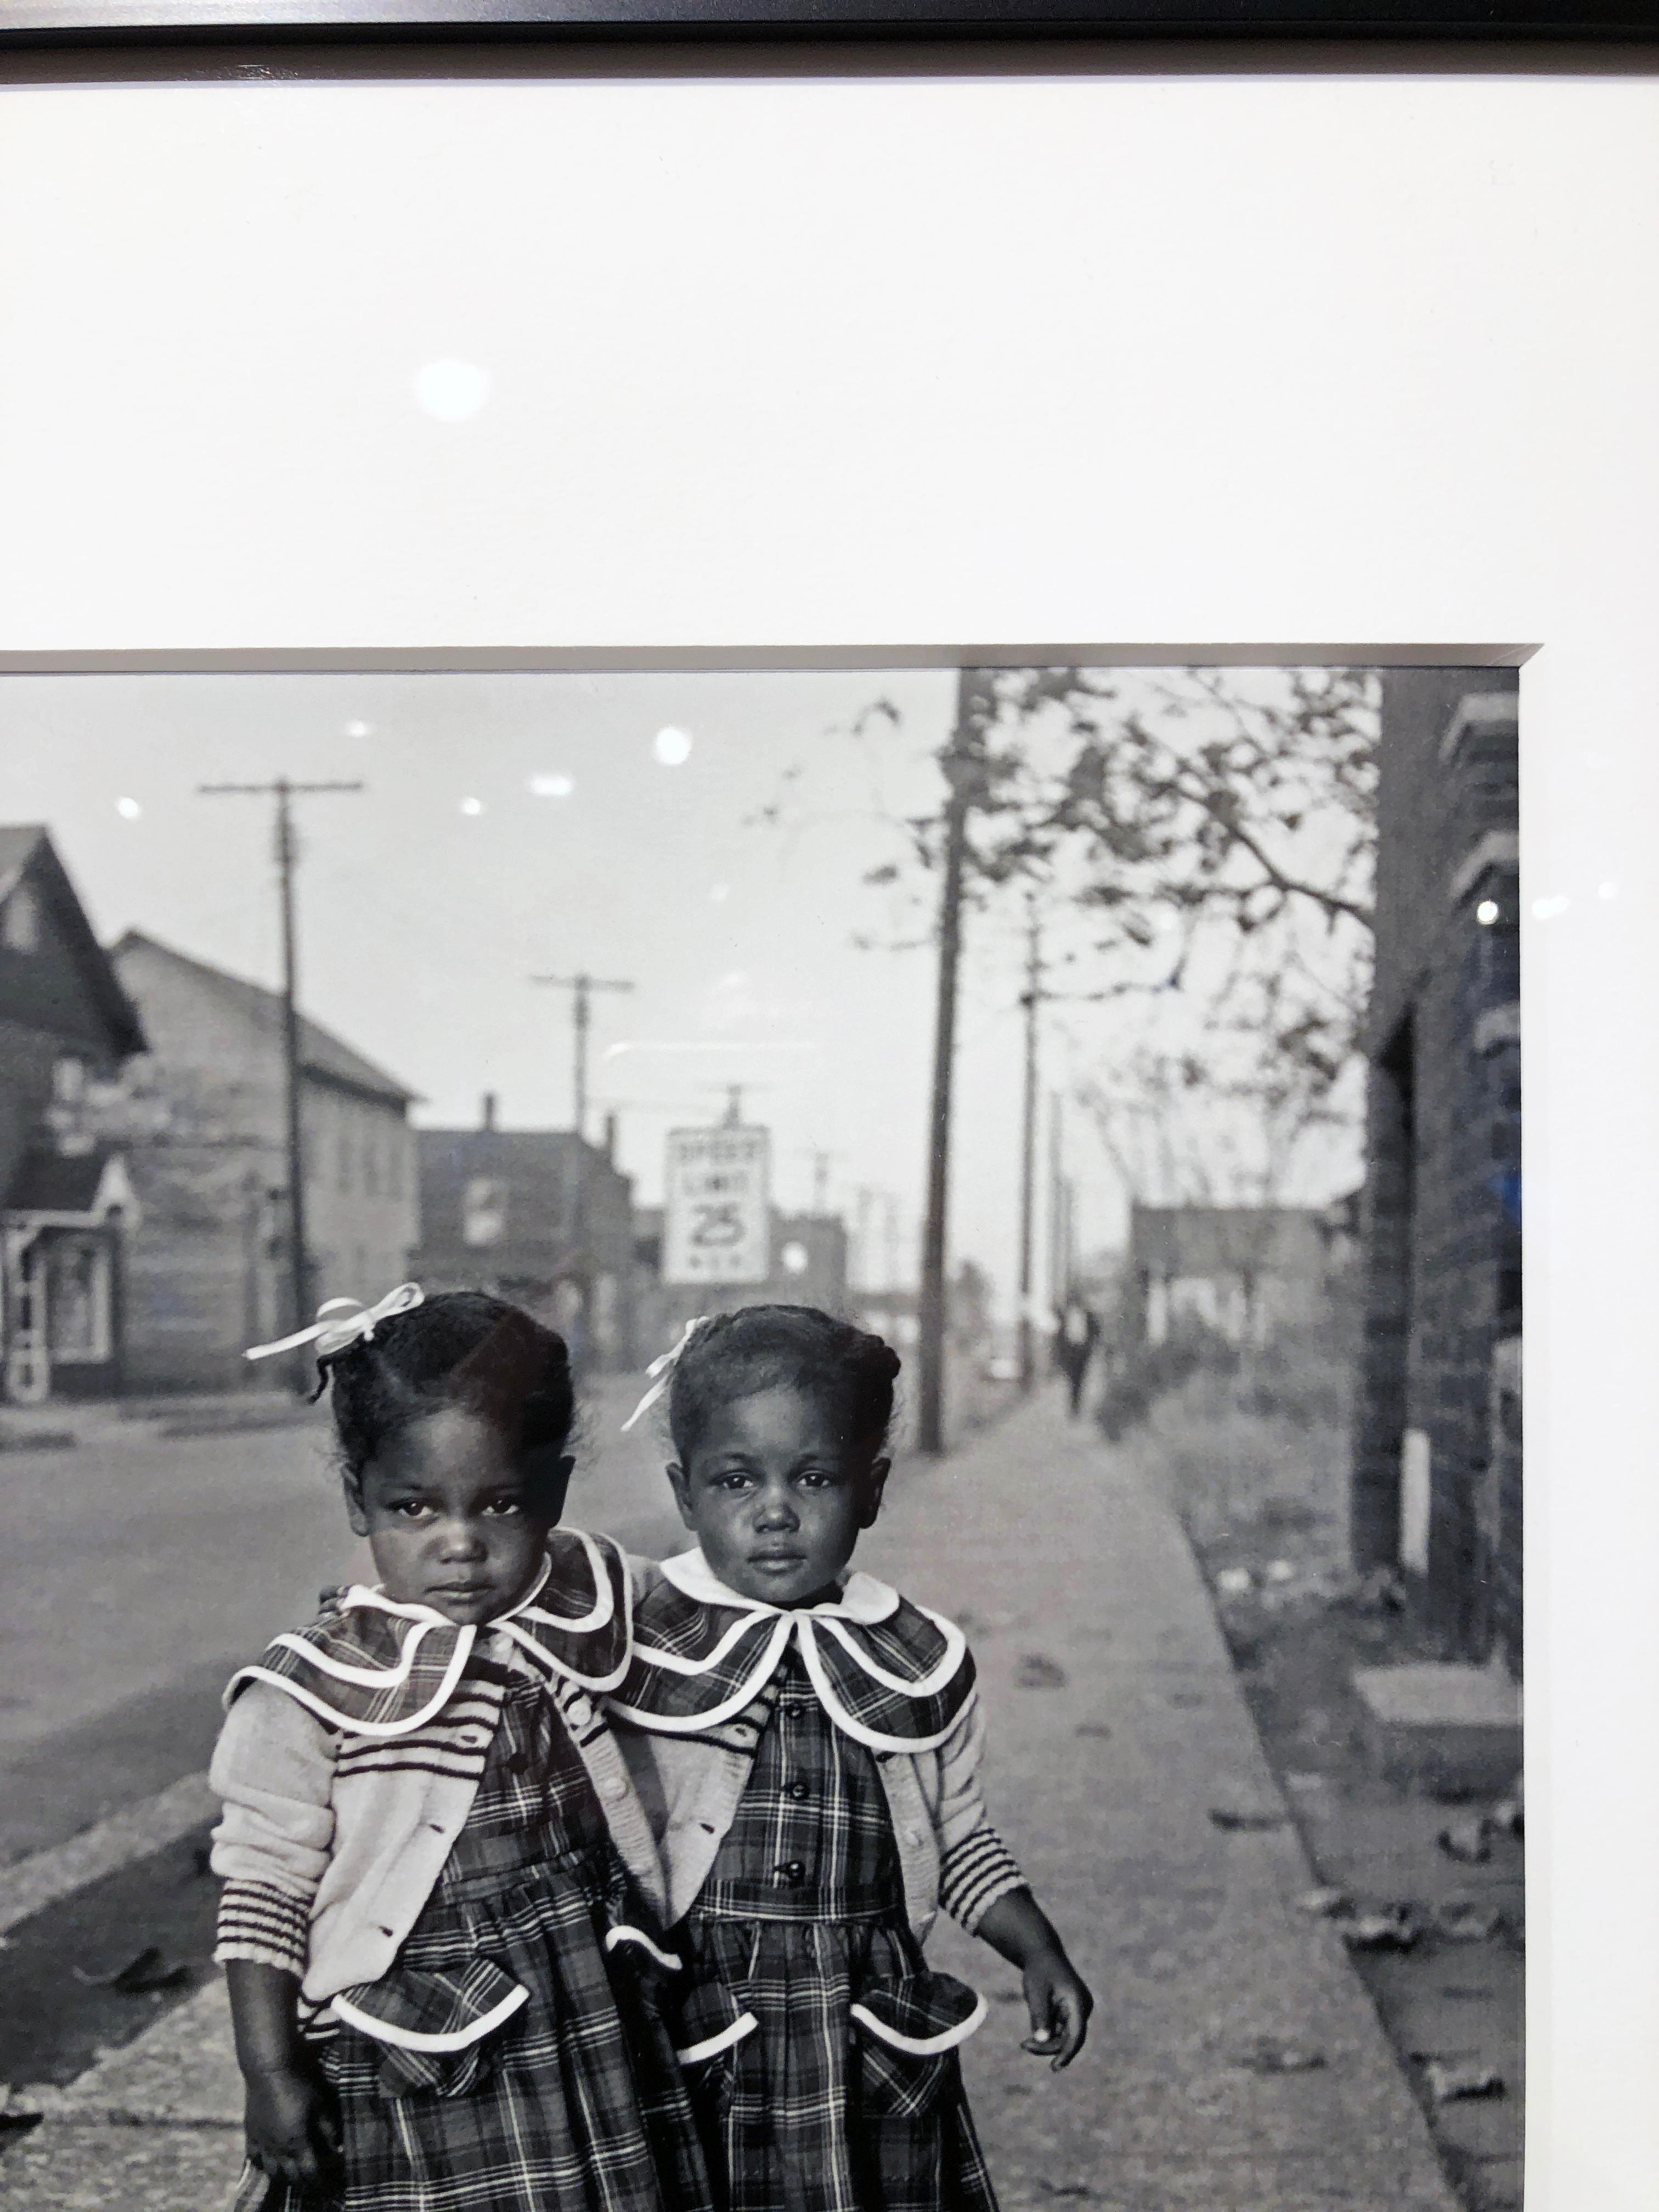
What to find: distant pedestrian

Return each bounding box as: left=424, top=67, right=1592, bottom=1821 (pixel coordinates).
left=610, top=1304, right=1093, bottom=2212
left=212, top=1285, right=709, bottom=2212
left=1055, top=1295, right=1100, bottom=1420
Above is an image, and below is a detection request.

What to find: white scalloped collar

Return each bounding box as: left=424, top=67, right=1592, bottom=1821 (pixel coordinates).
left=659, top=1547, right=901, bottom=1624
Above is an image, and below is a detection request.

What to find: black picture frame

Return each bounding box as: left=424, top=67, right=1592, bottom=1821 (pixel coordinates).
left=3, top=0, right=1657, bottom=49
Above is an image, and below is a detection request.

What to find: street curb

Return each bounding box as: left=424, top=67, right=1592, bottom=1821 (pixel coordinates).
left=0, top=1773, right=215, bottom=1936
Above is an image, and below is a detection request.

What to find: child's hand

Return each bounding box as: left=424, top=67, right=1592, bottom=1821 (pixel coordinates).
left=1018, top=1949, right=1094, bottom=2070
left=244, top=2063, right=341, bottom=2199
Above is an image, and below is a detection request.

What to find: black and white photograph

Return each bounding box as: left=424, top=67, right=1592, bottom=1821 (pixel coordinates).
left=0, top=661, right=1521, bottom=2210
left=8, top=36, right=1659, bottom=2212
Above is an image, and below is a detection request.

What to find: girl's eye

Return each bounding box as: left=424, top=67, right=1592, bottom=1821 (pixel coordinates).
left=391, top=1500, right=431, bottom=1520
left=482, top=1499, right=524, bottom=1518
left=713, top=1470, right=755, bottom=1493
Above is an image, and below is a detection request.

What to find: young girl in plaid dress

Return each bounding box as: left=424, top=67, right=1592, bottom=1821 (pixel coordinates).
left=609, top=1306, right=1092, bottom=2212
left=211, top=1288, right=710, bottom=2212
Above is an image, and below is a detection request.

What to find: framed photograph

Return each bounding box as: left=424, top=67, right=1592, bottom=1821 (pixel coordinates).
left=0, top=41, right=1650, bottom=2212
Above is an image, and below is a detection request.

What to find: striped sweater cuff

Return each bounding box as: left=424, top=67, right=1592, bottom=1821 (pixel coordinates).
left=938, top=1825, right=1027, bottom=1933
left=215, top=1880, right=311, bottom=1978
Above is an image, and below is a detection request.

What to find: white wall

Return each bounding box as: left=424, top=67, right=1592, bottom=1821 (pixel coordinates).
left=3, top=63, right=1656, bottom=2203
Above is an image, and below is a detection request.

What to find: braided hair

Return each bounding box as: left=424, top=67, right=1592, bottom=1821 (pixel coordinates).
left=666, top=1304, right=901, bottom=1467
left=323, top=1290, right=575, bottom=1492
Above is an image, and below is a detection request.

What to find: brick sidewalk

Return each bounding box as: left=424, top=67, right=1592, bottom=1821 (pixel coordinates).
left=4, top=1389, right=1458, bottom=2210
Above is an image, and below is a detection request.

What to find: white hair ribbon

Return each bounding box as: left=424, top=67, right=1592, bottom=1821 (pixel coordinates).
left=245, top=1282, right=426, bottom=1364
left=619, top=1314, right=709, bottom=1434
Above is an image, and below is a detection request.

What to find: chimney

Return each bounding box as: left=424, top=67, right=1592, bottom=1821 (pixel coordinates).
left=482, top=1092, right=497, bottom=1131
left=603, top=1111, right=618, bottom=1163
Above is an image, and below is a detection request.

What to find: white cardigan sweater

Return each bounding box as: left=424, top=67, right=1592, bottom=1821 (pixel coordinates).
left=609, top=1550, right=1027, bottom=1939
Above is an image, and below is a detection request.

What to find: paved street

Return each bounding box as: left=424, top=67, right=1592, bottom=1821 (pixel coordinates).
left=2, top=1386, right=1456, bottom=2210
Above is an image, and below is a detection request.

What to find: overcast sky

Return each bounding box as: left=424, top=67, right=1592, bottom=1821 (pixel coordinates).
left=7, top=668, right=1161, bottom=1314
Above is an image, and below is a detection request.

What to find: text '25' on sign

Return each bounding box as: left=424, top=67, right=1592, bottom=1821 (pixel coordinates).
left=664, top=1127, right=771, bottom=1286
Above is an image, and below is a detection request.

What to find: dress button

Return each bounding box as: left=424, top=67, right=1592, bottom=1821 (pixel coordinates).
left=902, top=1827, right=923, bottom=1848
left=601, top=1776, right=627, bottom=1803
left=567, top=1696, right=592, bottom=1726
left=782, top=1704, right=806, bottom=1721
left=787, top=1780, right=810, bottom=1801
left=776, top=1861, right=806, bottom=1884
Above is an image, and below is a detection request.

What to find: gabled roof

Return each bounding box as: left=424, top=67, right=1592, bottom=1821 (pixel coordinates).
left=111, top=929, right=418, bottom=1106
left=3, top=1145, right=134, bottom=1219
left=0, top=826, right=146, bottom=1059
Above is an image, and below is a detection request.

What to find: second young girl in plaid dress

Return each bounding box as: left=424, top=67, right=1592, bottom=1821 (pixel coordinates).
left=610, top=1306, right=1093, bottom=2212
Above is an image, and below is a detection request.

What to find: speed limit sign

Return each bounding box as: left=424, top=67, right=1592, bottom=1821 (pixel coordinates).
left=663, top=1126, right=771, bottom=1285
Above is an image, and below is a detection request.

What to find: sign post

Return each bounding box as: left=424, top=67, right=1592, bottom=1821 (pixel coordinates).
left=664, top=1125, right=771, bottom=1287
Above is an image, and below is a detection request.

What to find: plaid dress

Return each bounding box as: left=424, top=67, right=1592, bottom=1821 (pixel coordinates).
left=234, top=1667, right=711, bottom=2212
left=673, top=1651, right=998, bottom=2212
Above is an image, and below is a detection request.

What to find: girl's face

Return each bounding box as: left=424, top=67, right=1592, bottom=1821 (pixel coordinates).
left=668, top=1383, right=889, bottom=1610
left=346, top=1406, right=572, bottom=1626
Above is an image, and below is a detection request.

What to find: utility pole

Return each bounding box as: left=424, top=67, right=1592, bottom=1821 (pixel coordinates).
left=1047, top=1091, right=1067, bottom=1307
left=1017, top=897, right=1042, bottom=1393
left=530, top=972, right=635, bottom=1348
left=531, top=972, right=636, bottom=1143
left=855, top=1186, right=875, bottom=1291
left=199, top=778, right=363, bottom=1361
left=917, top=668, right=993, bottom=1456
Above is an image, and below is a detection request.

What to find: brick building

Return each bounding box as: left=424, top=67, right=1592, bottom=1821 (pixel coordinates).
left=1352, top=673, right=1521, bottom=1669
left=103, top=932, right=420, bottom=1392
left=632, top=1205, right=851, bottom=1363
left=415, top=1098, right=637, bottom=1372
left=0, top=828, right=147, bottom=1402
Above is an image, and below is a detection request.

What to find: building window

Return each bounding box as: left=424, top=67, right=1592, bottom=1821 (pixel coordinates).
left=338, top=1115, right=352, bottom=1193
left=46, top=1236, right=112, bottom=1362
left=2, top=885, right=40, bottom=952
left=388, top=1134, right=404, bottom=1198
left=364, top=1130, right=380, bottom=1198
left=464, top=1177, right=507, bottom=1246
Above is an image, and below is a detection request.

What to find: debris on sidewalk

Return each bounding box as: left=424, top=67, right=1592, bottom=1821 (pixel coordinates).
left=1214, top=1566, right=1254, bottom=1595
left=1341, top=1906, right=1420, bottom=1952
left=1013, top=1654, right=1069, bottom=1690
left=1421, top=2059, right=1505, bottom=2104
left=1431, top=1900, right=1504, bottom=1944
left=1074, top=1722, right=1112, bottom=1739
left=1296, top=1886, right=1352, bottom=1918
left=1208, top=1805, right=1288, bottom=1832
left=1235, top=2034, right=1327, bottom=2075
left=1437, top=1816, right=1493, bottom=1865
left=71, top=1945, right=191, bottom=1995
